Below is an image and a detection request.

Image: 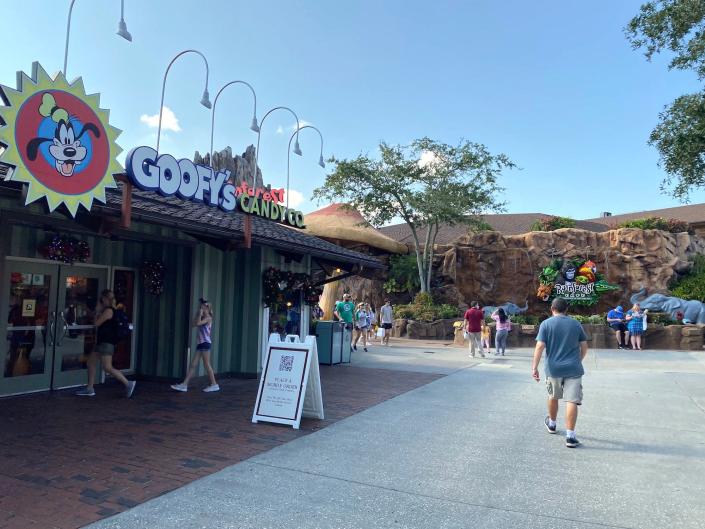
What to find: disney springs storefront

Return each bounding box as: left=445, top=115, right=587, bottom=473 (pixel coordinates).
left=0, top=63, right=381, bottom=397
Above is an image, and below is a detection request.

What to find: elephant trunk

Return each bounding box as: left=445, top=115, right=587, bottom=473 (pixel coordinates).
left=630, top=288, right=647, bottom=306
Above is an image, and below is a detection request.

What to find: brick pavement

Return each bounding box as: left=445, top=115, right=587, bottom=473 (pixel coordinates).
left=0, top=365, right=442, bottom=529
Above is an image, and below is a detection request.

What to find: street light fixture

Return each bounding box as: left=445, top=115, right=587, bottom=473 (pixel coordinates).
left=209, top=80, right=259, bottom=171
left=255, top=106, right=302, bottom=187
left=64, top=0, right=133, bottom=77
left=286, top=125, right=326, bottom=210
left=156, top=49, right=212, bottom=154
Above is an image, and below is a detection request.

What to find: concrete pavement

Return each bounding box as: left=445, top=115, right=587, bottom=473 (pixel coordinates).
left=89, top=343, right=705, bottom=529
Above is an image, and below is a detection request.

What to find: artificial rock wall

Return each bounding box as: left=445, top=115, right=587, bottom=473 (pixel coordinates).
left=435, top=228, right=705, bottom=315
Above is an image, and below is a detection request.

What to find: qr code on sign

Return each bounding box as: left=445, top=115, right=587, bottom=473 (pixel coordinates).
left=279, top=355, right=294, bottom=372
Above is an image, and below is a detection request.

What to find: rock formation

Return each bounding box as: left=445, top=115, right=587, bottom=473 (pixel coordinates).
left=194, top=145, right=263, bottom=188
left=437, top=228, right=705, bottom=315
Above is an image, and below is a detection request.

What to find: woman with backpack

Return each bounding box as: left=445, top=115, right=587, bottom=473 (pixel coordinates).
left=76, top=289, right=136, bottom=398
left=171, top=298, right=220, bottom=393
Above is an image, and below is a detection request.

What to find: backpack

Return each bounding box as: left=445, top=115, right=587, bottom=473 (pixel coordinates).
left=112, top=308, right=133, bottom=342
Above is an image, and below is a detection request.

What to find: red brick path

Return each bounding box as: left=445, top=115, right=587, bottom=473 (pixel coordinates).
left=0, top=366, right=442, bottom=529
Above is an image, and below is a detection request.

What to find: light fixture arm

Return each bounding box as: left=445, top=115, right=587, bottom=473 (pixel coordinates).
left=209, top=80, right=258, bottom=171
left=286, top=125, right=325, bottom=211
left=156, top=49, right=211, bottom=155
left=64, top=0, right=132, bottom=78
left=255, top=106, right=301, bottom=187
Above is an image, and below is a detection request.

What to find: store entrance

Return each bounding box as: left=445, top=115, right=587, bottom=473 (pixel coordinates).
left=0, top=258, right=108, bottom=397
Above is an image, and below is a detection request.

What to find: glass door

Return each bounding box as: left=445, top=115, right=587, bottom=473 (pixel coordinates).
left=52, top=266, right=106, bottom=389
left=0, top=260, right=58, bottom=397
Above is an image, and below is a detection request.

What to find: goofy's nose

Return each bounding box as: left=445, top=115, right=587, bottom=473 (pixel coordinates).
left=63, top=147, right=76, bottom=157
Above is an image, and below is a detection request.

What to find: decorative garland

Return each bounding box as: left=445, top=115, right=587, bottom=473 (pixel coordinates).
left=39, top=235, right=90, bottom=264
left=262, top=267, right=323, bottom=309
left=141, top=260, right=166, bottom=296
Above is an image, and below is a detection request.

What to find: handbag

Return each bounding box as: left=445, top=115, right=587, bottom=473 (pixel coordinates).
left=376, top=327, right=385, bottom=337
left=463, top=330, right=469, bottom=339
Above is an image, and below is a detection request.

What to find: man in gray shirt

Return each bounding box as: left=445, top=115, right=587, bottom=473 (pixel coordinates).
left=532, top=297, right=588, bottom=448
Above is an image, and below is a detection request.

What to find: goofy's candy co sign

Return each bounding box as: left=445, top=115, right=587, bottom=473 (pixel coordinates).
left=0, top=62, right=122, bottom=216
left=125, top=146, right=306, bottom=228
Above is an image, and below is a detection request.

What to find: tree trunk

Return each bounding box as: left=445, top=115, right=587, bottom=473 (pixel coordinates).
left=425, top=222, right=438, bottom=292
left=408, top=224, right=427, bottom=293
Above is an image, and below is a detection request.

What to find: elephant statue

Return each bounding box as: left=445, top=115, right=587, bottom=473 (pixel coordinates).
left=630, top=288, right=705, bottom=324
left=483, top=300, right=529, bottom=317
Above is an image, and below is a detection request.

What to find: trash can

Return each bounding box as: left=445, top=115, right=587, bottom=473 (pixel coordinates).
left=316, top=320, right=344, bottom=365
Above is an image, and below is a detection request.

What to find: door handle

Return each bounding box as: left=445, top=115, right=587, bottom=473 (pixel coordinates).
left=57, top=311, right=68, bottom=346
left=49, top=311, right=56, bottom=346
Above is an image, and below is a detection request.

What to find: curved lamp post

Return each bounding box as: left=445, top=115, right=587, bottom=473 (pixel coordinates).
left=286, top=125, right=325, bottom=210
left=209, top=80, right=260, bottom=170
left=255, top=106, right=302, bottom=187
left=156, top=49, right=212, bottom=154
left=64, top=0, right=132, bottom=77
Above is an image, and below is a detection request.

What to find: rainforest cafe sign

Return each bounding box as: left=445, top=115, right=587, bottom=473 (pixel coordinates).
left=125, top=146, right=305, bottom=228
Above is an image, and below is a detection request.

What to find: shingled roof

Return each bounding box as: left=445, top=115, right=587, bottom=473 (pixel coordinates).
left=584, top=203, right=705, bottom=227
left=379, top=213, right=609, bottom=245
left=0, top=170, right=382, bottom=269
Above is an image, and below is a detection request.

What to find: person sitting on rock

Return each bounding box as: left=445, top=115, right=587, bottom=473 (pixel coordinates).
left=606, top=305, right=628, bottom=349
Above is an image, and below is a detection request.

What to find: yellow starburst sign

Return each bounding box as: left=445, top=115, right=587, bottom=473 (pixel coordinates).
left=0, top=62, right=122, bottom=216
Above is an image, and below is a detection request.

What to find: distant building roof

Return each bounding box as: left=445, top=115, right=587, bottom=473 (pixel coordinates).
left=379, top=213, right=609, bottom=245
left=584, top=203, right=705, bottom=227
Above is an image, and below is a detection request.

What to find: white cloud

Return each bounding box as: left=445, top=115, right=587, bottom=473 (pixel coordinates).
left=418, top=150, right=439, bottom=169
left=286, top=189, right=306, bottom=208
left=276, top=125, right=284, bottom=134
left=140, top=106, right=181, bottom=132
left=293, top=120, right=312, bottom=131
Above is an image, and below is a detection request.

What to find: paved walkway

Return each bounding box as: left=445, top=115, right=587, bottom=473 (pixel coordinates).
left=88, top=343, right=705, bottom=529
left=0, top=365, right=441, bottom=529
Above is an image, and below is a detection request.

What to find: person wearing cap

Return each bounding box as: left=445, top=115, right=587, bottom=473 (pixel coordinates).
left=171, top=297, right=219, bottom=393
left=606, top=304, right=628, bottom=349
left=532, top=297, right=588, bottom=448
left=334, top=293, right=356, bottom=348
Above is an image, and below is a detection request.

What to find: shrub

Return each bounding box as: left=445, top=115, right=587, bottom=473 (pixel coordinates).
left=394, top=305, right=415, bottom=319
left=437, top=304, right=460, bottom=319
left=617, top=216, right=689, bottom=233
left=530, top=216, right=576, bottom=232
left=414, top=292, right=434, bottom=306
left=671, top=255, right=705, bottom=302
left=511, top=314, right=542, bottom=325
left=393, top=298, right=460, bottom=322
left=383, top=254, right=421, bottom=294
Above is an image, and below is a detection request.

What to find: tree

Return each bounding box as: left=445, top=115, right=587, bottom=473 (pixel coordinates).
left=313, top=138, right=514, bottom=293
left=626, top=0, right=705, bottom=199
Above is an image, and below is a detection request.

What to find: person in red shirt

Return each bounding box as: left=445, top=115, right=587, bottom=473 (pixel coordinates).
left=464, top=301, right=485, bottom=358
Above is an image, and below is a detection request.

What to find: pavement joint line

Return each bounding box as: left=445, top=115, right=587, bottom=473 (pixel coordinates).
left=673, top=378, right=705, bottom=417
left=248, top=461, right=638, bottom=529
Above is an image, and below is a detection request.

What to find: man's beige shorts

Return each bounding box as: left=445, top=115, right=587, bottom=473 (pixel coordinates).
left=546, top=376, right=583, bottom=404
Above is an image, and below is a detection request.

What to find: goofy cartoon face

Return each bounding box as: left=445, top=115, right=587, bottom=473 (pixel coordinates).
left=25, top=93, right=100, bottom=177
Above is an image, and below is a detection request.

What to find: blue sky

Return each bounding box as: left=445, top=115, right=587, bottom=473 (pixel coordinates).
left=2, top=0, right=702, bottom=220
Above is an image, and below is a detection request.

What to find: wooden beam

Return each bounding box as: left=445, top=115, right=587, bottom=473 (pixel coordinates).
left=115, top=174, right=132, bottom=229
left=243, top=214, right=252, bottom=248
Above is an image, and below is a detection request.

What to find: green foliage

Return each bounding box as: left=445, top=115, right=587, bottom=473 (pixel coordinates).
left=530, top=216, right=576, bottom=232
left=468, top=219, right=493, bottom=232
left=625, top=1, right=705, bottom=199
left=572, top=314, right=607, bottom=324
left=383, top=254, right=421, bottom=294
left=648, top=312, right=677, bottom=326
left=617, top=216, right=689, bottom=232
left=313, top=138, right=515, bottom=291
left=510, top=314, right=543, bottom=325
left=393, top=293, right=460, bottom=322
left=671, top=255, right=705, bottom=301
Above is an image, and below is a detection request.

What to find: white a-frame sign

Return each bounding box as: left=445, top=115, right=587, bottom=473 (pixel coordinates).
left=252, top=334, right=324, bottom=429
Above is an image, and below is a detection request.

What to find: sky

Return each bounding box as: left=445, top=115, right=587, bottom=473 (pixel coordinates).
left=1, top=0, right=703, bottom=220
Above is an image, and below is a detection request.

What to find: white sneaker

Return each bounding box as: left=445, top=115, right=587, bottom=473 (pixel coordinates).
left=203, top=384, right=220, bottom=393
left=171, top=383, right=188, bottom=392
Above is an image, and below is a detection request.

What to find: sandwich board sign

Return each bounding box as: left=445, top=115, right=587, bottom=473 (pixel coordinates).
left=252, top=334, right=324, bottom=429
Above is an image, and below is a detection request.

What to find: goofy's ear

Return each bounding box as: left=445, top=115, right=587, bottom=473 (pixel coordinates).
left=26, top=137, right=51, bottom=161
left=76, top=122, right=100, bottom=140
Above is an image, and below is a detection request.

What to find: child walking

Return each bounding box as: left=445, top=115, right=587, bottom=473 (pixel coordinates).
left=353, top=302, right=369, bottom=352
left=481, top=322, right=491, bottom=355
left=171, top=297, right=220, bottom=393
